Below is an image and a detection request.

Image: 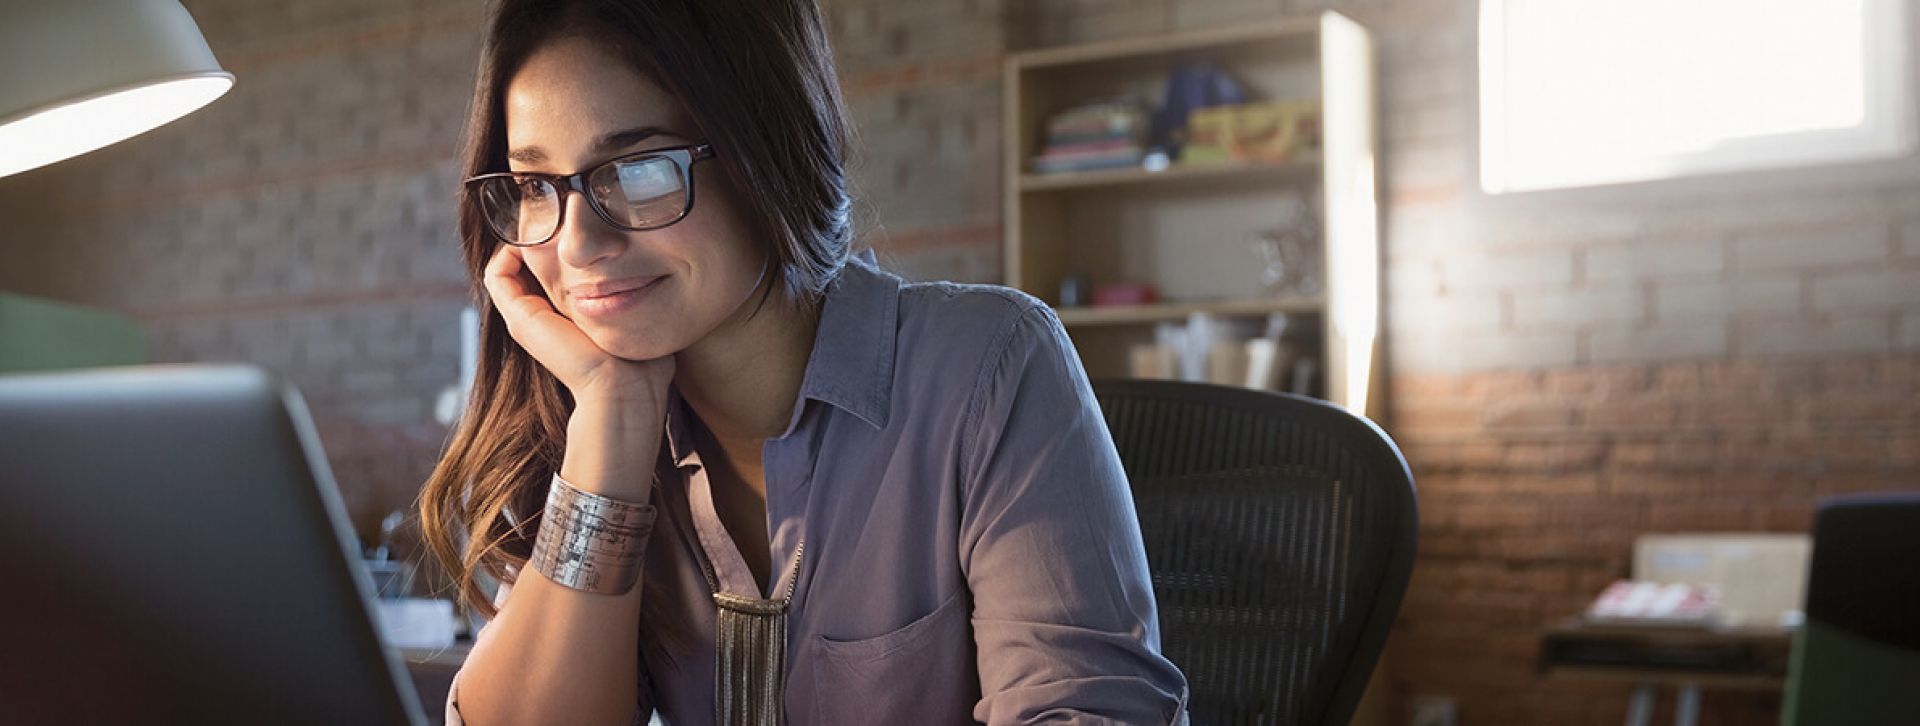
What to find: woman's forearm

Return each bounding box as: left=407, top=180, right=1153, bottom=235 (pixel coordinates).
left=452, top=400, right=664, bottom=725
left=454, top=565, right=648, bottom=725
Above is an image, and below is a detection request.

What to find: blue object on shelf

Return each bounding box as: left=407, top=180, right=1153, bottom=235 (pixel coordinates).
left=1151, top=61, right=1248, bottom=156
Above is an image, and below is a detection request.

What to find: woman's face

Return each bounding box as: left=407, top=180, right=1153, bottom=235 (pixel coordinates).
left=501, top=35, right=768, bottom=361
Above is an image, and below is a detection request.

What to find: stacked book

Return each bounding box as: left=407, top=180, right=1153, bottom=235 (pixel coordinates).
left=1584, top=581, right=1722, bottom=626
left=1030, top=100, right=1148, bottom=175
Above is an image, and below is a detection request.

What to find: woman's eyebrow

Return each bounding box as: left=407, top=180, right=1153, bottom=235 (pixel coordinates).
left=594, top=125, right=676, bottom=153
left=506, top=125, right=677, bottom=166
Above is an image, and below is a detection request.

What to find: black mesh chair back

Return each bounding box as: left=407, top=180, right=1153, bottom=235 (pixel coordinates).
left=1093, top=380, right=1418, bottom=726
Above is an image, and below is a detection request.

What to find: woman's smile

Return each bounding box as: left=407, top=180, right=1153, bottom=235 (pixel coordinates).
left=570, top=274, right=667, bottom=319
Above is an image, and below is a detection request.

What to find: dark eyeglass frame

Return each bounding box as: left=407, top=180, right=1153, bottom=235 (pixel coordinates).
left=464, top=143, right=717, bottom=247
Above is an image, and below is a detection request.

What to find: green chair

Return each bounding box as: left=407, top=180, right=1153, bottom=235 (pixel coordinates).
left=0, top=291, right=144, bottom=373
left=1781, top=492, right=1920, bottom=725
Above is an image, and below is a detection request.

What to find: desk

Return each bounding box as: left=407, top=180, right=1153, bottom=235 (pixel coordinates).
left=1539, top=618, right=1793, bottom=726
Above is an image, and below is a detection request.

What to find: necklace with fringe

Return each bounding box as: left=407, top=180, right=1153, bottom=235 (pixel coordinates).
left=708, top=540, right=804, bottom=725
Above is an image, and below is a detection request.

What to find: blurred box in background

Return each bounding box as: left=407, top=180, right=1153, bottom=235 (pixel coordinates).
left=1634, top=533, right=1812, bottom=628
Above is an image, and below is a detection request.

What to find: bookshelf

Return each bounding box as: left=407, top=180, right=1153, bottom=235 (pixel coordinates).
left=1003, top=12, right=1380, bottom=413
left=1054, top=295, right=1325, bottom=328
left=1018, top=154, right=1320, bottom=192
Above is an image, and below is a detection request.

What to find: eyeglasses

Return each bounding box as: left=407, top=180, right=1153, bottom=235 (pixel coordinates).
left=465, top=143, right=716, bottom=246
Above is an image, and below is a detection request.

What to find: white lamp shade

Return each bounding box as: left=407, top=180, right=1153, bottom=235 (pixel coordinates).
left=0, top=0, right=234, bottom=178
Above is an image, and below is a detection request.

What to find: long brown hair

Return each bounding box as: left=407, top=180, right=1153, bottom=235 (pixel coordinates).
left=418, top=0, right=855, bottom=618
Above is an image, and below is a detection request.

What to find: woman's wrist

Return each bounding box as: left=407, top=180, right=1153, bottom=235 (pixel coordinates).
left=570, top=393, right=666, bottom=432
left=560, top=399, right=664, bottom=500
left=573, top=363, right=672, bottom=409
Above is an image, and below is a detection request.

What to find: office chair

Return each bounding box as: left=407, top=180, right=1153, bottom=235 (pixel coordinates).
left=1092, top=380, right=1418, bottom=726
left=1781, top=492, right=1920, bottom=725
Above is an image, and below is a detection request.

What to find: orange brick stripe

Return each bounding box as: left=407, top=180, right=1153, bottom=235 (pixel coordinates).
left=863, top=220, right=1002, bottom=253
left=49, top=150, right=454, bottom=217
left=215, top=4, right=484, bottom=72
left=129, top=282, right=473, bottom=324
left=839, top=54, right=1003, bottom=97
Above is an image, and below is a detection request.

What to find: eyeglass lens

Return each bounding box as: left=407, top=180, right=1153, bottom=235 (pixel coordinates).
left=477, top=153, right=690, bottom=244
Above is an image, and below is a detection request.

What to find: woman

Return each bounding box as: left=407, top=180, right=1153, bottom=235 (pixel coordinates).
left=417, top=1, right=1188, bottom=723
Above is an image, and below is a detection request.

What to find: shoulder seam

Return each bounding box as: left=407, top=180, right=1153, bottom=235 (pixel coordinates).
left=956, top=299, right=1051, bottom=482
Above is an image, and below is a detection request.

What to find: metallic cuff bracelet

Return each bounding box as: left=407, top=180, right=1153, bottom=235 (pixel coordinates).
left=528, top=474, right=654, bottom=595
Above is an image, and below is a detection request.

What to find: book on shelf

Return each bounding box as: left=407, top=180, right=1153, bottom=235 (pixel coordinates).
left=1030, top=148, right=1145, bottom=175
left=1044, top=100, right=1147, bottom=136
left=1036, top=137, right=1140, bottom=157
left=1032, top=99, right=1150, bottom=175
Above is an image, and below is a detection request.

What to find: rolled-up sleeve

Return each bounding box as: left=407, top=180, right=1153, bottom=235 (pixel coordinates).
left=958, top=303, right=1189, bottom=725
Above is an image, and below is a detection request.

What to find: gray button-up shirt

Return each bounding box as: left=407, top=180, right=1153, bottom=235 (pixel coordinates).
left=449, top=252, right=1188, bottom=724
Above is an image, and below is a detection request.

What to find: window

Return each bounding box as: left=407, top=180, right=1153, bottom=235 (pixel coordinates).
left=1478, top=0, right=1914, bottom=194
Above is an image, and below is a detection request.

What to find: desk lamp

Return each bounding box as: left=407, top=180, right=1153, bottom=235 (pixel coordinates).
left=0, top=0, right=232, bottom=178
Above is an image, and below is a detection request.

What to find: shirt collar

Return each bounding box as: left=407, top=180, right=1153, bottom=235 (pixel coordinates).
left=661, top=250, right=899, bottom=466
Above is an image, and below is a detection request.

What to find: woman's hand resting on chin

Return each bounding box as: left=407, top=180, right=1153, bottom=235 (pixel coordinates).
left=483, top=243, right=674, bottom=500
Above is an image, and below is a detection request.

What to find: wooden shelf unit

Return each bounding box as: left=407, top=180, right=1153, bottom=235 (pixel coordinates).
left=1053, top=296, right=1325, bottom=327
left=1018, top=154, right=1320, bottom=192
left=1003, top=12, right=1381, bottom=412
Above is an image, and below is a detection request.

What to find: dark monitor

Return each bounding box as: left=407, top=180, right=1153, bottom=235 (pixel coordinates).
left=1782, top=492, right=1920, bottom=725
left=0, top=364, right=426, bottom=726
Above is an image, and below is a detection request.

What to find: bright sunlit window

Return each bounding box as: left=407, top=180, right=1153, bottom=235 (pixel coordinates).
left=1479, top=0, right=1914, bottom=194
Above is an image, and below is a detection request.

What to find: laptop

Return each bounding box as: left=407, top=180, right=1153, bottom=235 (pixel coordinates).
left=0, top=364, right=428, bottom=725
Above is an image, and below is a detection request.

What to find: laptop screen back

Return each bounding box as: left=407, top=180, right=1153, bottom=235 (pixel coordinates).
left=0, top=364, right=425, bottom=725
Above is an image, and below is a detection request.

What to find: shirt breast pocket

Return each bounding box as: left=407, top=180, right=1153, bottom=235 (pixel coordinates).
left=809, top=589, right=978, bottom=724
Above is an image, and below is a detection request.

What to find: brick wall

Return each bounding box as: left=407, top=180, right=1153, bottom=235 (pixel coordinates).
left=1001, top=0, right=1920, bottom=723
left=829, top=0, right=1007, bottom=281
left=0, top=0, right=482, bottom=539
left=1392, top=355, right=1919, bottom=725
left=1374, top=0, right=1920, bottom=722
